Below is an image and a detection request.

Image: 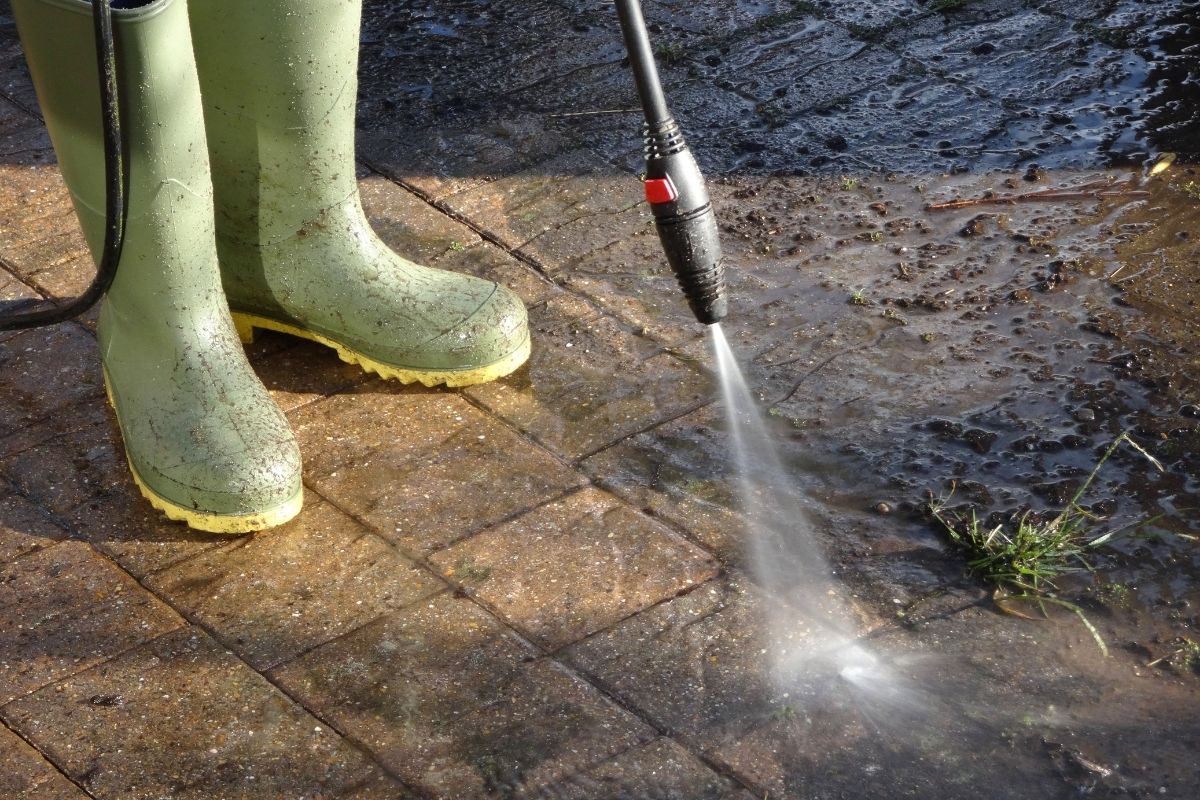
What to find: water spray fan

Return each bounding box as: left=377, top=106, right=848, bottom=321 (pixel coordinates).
left=614, top=0, right=727, bottom=325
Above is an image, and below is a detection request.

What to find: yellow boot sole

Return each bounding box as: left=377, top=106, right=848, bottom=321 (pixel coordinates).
left=231, top=312, right=531, bottom=388
left=104, top=374, right=304, bottom=534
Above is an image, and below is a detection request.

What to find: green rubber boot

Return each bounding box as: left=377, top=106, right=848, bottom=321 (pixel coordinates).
left=13, top=0, right=303, bottom=533
left=187, top=0, right=530, bottom=387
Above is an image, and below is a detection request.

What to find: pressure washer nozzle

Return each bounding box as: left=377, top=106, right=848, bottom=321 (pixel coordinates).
left=642, top=119, right=727, bottom=325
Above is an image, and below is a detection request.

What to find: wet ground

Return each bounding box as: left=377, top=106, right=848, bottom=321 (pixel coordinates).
left=1, top=0, right=1199, bottom=797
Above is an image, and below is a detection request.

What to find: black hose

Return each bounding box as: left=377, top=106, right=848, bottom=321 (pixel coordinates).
left=0, top=0, right=125, bottom=331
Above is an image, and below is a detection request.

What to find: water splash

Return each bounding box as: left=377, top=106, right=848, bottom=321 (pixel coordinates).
left=709, top=322, right=902, bottom=699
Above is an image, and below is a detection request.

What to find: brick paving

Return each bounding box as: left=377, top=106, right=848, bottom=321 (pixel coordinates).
left=2, top=1, right=1199, bottom=798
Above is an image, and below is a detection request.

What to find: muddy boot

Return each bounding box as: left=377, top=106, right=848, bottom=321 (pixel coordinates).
left=12, top=0, right=303, bottom=532
left=188, top=0, right=530, bottom=387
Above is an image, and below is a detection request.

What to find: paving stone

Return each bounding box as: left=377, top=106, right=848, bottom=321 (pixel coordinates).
left=0, top=403, right=229, bottom=578
left=334, top=773, right=421, bottom=800
left=0, top=323, right=100, bottom=440
left=273, top=593, right=654, bottom=798
left=0, top=267, right=43, bottom=344
left=0, top=20, right=39, bottom=113
left=0, top=488, right=67, bottom=563
left=0, top=541, right=182, bottom=705
left=581, top=405, right=744, bottom=559
left=2, top=627, right=378, bottom=800
left=430, top=239, right=560, bottom=308
left=517, top=197, right=651, bottom=281
left=245, top=338, right=365, bottom=413
left=446, top=149, right=645, bottom=254
left=358, top=168, right=478, bottom=264
left=358, top=118, right=578, bottom=201
left=704, top=603, right=1168, bottom=800
left=0, top=155, right=93, bottom=299
left=542, top=737, right=756, bottom=800
left=147, top=500, right=441, bottom=671
left=563, top=577, right=782, bottom=747
left=704, top=23, right=901, bottom=111
left=640, top=0, right=804, bottom=34
left=432, top=486, right=720, bottom=651
left=290, top=387, right=586, bottom=556
left=464, top=293, right=712, bottom=460
left=0, top=722, right=89, bottom=800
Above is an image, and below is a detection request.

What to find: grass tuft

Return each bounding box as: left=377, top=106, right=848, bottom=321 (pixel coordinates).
left=928, top=432, right=1166, bottom=655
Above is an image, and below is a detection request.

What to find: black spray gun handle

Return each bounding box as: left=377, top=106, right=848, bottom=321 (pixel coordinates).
left=614, top=0, right=727, bottom=325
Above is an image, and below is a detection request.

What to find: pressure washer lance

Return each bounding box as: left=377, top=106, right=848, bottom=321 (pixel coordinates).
left=614, top=0, right=726, bottom=325
left=0, top=0, right=125, bottom=331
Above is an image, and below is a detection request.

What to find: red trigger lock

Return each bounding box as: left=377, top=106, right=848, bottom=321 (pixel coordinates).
left=644, top=176, right=678, bottom=205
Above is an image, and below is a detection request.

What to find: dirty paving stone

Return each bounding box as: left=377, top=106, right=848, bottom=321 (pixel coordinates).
left=0, top=722, right=89, bottom=800
left=0, top=323, right=100, bottom=440
left=2, top=627, right=380, bottom=800
left=538, top=737, right=756, bottom=800
left=446, top=149, right=645, bottom=255
left=0, top=541, right=182, bottom=705
left=357, top=119, right=578, bottom=202
left=290, top=388, right=587, bottom=556
left=0, top=488, right=67, bottom=563
left=147, top=500, right=441, bottom=672
left=271, top=593, right=655, bottom=799
left=0, top=402, right=230, bottom=577
left=464, top=292, right=713, bottom=461
left=432, top=486, right=721, bottom=651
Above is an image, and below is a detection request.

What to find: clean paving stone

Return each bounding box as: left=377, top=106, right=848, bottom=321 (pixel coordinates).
left=290, top=388, right=586, bottom=556
left=0, top=488, right=68, bottom=564
left=148, top=500, right=442, bottom=671
left=0, top=541, right=182, bottom=705
left=0, top=722, right=90, bottom=800
left=272, top=593, right=655, bottom=798
left=2, top=627, right=378, bottom=800
left=432, top=486, right=721, bottom=651
left=464, top=293, right=713, bottom=461
left=542, top=737, right=757, bottom=800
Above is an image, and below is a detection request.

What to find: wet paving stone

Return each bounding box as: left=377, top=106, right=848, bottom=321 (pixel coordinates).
left=0, top=722, right=89, bottom=800
left=447, top=150, right=645, bottom=257
left=358, top=168, right=479, bottom=264
left=432, top=486, right=720, bottom=651
left=429, top=239, right=559, bottom=308
left=464, top=293, right=712, bottom=461
left=0, top=323, right=100, bottom=440
left=0, top=402, right=231, bottom=577
left=0, top=487, right=66, bottom=563
left=244, top=337, right=366, bottom=413
left=271, top=593, right=655, bottom=798
left=2, top=627, right=381, bottom=800
left=0, top=541, right=182, bottom=705
left=290, top=388, right=587, bottom=556
left=563, top=576, right=780, bottom=746
left=0, top=267, right=41, bottom=344
left=358, top=118, right=579, bottom=201
left=0, top=153, right=93, bottom=299
left=542, top=737, right=756, bottom=800
left=147, top=500, right=441, bottom=672
left=580, top=404, right=744, bottom=560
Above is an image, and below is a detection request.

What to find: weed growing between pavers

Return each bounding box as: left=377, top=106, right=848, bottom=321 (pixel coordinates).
left=927, top=432, right=1176, bottom=653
